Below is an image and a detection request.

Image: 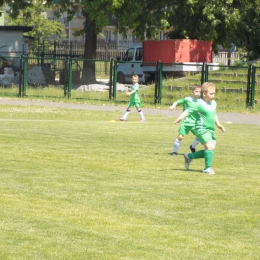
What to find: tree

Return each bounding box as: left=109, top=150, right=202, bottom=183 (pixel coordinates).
left=231, top=0, right=260, bottom=59
left=47, top=0, right=169, bottom=83
left=1, top=0, right=260, bottom=65
left=165, top=0, right=241, bottom=52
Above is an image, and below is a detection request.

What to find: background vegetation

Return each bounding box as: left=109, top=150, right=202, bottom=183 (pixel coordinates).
left=1, top=0, right=260, bottom=59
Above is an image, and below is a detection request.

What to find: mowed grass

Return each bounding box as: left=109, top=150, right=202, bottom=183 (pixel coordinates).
left=0, top=104, right=259, bottom=260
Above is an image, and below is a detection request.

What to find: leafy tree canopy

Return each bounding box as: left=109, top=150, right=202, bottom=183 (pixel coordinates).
left=231, top=0, right=260, bottom=59
left=1, top=0, right=260, bottom=59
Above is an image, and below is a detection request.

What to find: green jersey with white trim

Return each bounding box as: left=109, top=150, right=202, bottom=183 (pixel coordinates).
left=186, top=99, right=217, bottom=131
left=177, top=96, right=200, bottom=126
left=130, top=83, right=140, bottom=103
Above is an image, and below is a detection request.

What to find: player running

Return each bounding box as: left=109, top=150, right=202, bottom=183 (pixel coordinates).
left=174, top=82, right=225, bottom=174
left=169, top=84, right=201, bottom=156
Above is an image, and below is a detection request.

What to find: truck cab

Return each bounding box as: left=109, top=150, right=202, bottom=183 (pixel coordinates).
left=117, top=44, right=146, bottom=84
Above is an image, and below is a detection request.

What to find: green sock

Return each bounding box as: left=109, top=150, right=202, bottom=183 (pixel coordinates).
left=205, top=150, right=214, bottom=169
left=189, top=150, right=205, bottom=159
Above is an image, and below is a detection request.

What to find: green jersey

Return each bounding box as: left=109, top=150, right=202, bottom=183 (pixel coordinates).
left=130, top=83, right=141, bottom=103
left=177, top=96, right=200, bottom=127
left=187, top=99, right=217, bottom=132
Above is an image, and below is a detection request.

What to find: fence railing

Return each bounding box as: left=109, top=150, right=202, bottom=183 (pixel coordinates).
left=212, top=52, right=242, bottom=65
left=0, top=55, right=258, bottom=108
left=2, top=42, right=243, bottom=66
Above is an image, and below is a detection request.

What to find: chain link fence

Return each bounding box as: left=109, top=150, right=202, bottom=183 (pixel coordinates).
left=157, top=63, right=259, bottom=110
left=0, top=55, right=258, bottom=110
left=67, top=58, right=112, bottom=100
left=0, top=55, right=21, bottom=97
left=22, top=56, right=67, bottom=98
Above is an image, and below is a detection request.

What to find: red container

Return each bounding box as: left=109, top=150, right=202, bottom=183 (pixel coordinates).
left=143, top=39, right=212, bottom=63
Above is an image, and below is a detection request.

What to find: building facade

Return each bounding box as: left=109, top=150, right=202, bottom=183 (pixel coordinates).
left=47, top=3, right=168, bottom=47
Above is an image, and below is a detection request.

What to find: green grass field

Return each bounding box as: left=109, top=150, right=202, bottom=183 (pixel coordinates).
left=0, top=104, right=259, bottom=259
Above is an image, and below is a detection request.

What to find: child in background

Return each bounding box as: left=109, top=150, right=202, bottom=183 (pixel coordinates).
left=169, top=84, right=201, bottom=156
left=174, top=82, right=225, bottom=174
left=120, top=74, right=145, bottom=122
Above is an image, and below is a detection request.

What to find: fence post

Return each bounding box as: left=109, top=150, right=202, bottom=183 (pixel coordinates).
left=67, top=58, right=72, bottom=98
left=200, top=62, right=208, bottom=85
left=154, top=60, right=161, bottom=104
left=227, top=51, right=231, bottom=66
left=250, top=66, right=256, bottom=107
left=113, top=60, right=117, bottom=100
left=158, top=62, right=163, bottom=104
left=246, top=65, right=252, bottom=107
left=109, top=59, right=114, bottom=100
left=54, top=40, right=57, bottom=60
left=18, top=55, right=23, bottom=97
left=105, top=45, right=108, bottom=75
left=22, top=55, right=27, bottom=96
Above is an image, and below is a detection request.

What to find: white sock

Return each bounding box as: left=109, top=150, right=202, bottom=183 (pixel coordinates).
left=191, top=137, right=199, bottom=148
left=122, top=110, right=130, bottom=119
left=138, top=110, right=145, bottom=120
left=173, top=139, right=181, bottom=153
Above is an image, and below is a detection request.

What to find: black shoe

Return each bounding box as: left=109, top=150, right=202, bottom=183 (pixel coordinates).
left=170, top=152, right=178, bottom=156
left=189, top=145, right=196, bottom=153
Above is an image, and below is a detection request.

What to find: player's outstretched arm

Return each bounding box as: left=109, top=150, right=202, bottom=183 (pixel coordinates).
left=169, top=101, right=177, bottom=110
left=215, top=115, right=225, bottom=132
left=174, top=111, right=188, bottom=124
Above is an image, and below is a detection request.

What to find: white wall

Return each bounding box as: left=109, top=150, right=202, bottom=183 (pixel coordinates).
left=0, top=31, right=29, bottom=54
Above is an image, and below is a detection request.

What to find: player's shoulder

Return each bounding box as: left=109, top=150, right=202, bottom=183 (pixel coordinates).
left=133, top=83, right=139, bottom=88
left=185, top=96, right=193, bottom=101
left=211, top=100, right=217, bottom=109
left=182, top=96, right=194, bottom=103
left=199, top=99, right=217, bottom=109
left=177, top=97, right=186, bottom=103
left=186, top=96, right=201, bottom=103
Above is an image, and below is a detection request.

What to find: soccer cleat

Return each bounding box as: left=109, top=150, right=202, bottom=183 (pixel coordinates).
left=140, top=119, right=145, bottom=122
left=189, top=145, right=196, bottom=153
left=170, top=152, right=178, bottom=156
left=119, top=117, right=126, bottom=121
left=184, top=153, right=192, bottom=169
left=202, top=168, right=215, bottom=175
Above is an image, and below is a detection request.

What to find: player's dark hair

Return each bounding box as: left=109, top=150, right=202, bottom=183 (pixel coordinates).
left=191, top=84, right=201, bottom=91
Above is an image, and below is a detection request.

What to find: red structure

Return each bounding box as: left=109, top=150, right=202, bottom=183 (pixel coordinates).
left=143, top=39, right=212, bottom=63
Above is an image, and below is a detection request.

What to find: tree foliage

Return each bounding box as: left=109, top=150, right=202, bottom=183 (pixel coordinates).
left=231, top=0, right=260, bottom=59
left=165, top=0, right=240, bottom=52
left=1, top=0, right=260, bottom=59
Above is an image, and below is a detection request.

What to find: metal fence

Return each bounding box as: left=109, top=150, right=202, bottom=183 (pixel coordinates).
left=157, top=62, right=258, bottom=108
left=0, top=55, right=258, bottom=109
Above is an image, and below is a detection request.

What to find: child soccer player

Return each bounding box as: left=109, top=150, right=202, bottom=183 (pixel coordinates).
left=120, top=74, right=145, bottom=122
left=169, top=84, right=201, bottom=156
left=174, top=82, right=225, bottom=174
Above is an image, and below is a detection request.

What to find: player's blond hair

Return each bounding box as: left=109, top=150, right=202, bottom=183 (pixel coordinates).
left=132, top=74, right=139, bottom=80
left=201, top=82, right=215, bottom=93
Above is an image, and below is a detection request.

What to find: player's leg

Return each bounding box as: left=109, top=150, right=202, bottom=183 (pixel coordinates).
left=120, top=106, right=131, bottom=121
left=184, top=150, right=205, bottom=169
left=202, top=139, right=216, bottom=174
left=136, top=104, right=145, bottom=121
left=183, top=130, right=213, bottom=170
left=171, top=134, right=183, bottom=156
left=172, top=125, right=187, bottom=155
left=189, top=129, right=199, bottom=153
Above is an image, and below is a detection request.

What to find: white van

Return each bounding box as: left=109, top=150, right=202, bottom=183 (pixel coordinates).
left=117, top=44, right=146, bottom=84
